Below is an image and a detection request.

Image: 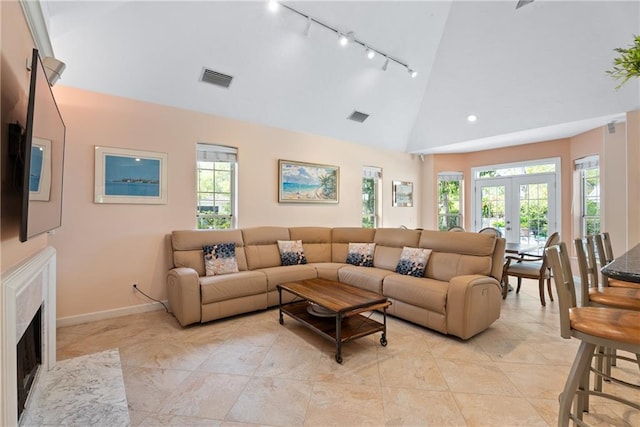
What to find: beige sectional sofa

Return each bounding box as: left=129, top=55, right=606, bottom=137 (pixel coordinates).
left=167, top=226, right=506, bottom=340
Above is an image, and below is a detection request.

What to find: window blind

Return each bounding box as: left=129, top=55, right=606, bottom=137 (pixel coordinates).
left=197, top=143, right=237, bottom=162
left=438, top=171, right=463, bottom=181
left=574, top=155, right=598, bottom=170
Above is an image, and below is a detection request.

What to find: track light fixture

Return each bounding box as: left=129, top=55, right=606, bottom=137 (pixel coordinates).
left=266, top=1, right=416, bottom=78
left=366, top=47, right=375, bottom=60
left=267, top=0, right=278, bottom=12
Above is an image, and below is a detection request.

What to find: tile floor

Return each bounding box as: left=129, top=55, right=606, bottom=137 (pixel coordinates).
left=57, top=278, right=640, bottom=426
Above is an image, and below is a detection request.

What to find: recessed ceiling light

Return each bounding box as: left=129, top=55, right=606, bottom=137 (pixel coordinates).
left=267, top=0, right=278, bottom=12
left=339, top=33, right=348, bottom=46
left=467, top=114, right=478, bottom=122
left=409, top=69, right=418, bottom=78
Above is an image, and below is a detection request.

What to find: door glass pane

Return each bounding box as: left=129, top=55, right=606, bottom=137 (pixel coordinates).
left=480, top=185, right=506, bottom=235
left=519, top=182, right=548, bottom=245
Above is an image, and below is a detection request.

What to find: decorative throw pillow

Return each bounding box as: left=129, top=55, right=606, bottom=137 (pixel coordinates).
left=277, top=240, right=308, bottom=266
left=346, top=243, right=376, bottom=267
left=395, top=247, right=432, bottom=277
left=203, top=243, right=239, bottom=276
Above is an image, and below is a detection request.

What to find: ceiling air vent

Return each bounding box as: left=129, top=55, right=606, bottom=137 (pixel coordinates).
left=347, top=110, right=369, bottom=123
left=200, top=68, right=233, bottom=88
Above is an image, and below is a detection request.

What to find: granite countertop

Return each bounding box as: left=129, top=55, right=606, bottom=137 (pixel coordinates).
left=601, top=243, right=640, bottom=284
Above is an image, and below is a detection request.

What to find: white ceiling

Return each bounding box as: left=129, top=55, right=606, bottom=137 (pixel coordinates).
left=41, top=0, right=640, bottom=154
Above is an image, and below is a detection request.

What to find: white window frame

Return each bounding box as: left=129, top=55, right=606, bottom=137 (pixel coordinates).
left=362, top=166, right=382, bottom=228
left=575, top=155, right=600, bottom=237
left=437, top=171, right=463, bottom=231
left=196, top=143, right=238, bottom=229
left=471, top=157, right=561, bottom=239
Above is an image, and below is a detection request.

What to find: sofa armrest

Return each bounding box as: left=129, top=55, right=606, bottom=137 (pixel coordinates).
left=446, top=274, right=502, bottom=340
left=167, top=267, right=201, bottom=326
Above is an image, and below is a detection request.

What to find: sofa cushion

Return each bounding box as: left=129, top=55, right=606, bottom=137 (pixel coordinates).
left=373, top=228, right=422, bottom=270
left=346, top=243, right=375, bottom=267
left=331, top=228, right=376, bottom=263
left=338, top=265, right=394, bottom=294
left=383, top=275, right=448, bottom=315
left=172, top=229, right=248, bottom=275
left=259, top=265, right=318, bottom=291
left=203, top=243, right=239, bottom=276
left=242, top=227, right=290, bottom=270
left=200, top=271, right=267, bottom=304
left=289, top=227, right=332, bottom=263
left=395, top=247, right=432, bottom=277
left=277, top=240, right=308, bottom=266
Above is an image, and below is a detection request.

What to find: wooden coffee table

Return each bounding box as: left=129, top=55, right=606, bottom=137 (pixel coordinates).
left=277, top=278, right=391, bottom=363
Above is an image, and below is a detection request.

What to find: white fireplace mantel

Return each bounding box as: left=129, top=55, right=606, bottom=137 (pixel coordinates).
left=1, top=246, right=57, bottom=427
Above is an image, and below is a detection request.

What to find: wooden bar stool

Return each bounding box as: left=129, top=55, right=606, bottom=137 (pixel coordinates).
left=574, top=236, right=640, bottom=395
left=594, top=232, right=640, bottom=289
left=546, top=242, right=640, bottom=427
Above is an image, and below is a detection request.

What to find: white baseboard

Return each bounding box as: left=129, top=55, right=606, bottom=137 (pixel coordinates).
left=56, top=300, right=171, bottom=328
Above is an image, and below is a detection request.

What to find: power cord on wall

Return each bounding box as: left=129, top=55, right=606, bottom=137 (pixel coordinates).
left=132, top=284, right=170, bottom=313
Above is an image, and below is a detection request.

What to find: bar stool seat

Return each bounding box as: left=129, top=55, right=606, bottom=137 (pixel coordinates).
left=587, top=288, right=640, bottom=310
left=570, top=306, right=640, bottom=344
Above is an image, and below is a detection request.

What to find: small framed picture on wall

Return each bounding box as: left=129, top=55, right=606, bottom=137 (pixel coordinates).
left=392, top=181, right=413, bottom=207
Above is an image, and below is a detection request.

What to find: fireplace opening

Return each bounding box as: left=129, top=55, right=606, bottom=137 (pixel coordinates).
left=16, top=305, right=42, bottom=420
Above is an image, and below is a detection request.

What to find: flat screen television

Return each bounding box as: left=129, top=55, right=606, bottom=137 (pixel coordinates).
left=19, top=48, right=66, bottom=242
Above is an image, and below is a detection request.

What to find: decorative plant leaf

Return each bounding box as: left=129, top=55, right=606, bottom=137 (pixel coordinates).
left=606, top=35, right=640, bottom=89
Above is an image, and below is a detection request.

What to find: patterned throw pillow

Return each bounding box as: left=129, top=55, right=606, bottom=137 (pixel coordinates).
left=203, top=243, right=239, bottom=276
left=277, top=240, right=308, bottom=266
left=395, top=247, right=432, bottom=277
left=346, top=243, right=376, bottom=267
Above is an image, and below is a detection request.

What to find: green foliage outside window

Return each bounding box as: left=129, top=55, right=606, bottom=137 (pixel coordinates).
left=197, top=161, right=233, bottom=229
left=362, top=178, right=375, bottom=228
left=438, top=179, right=462, bottom=230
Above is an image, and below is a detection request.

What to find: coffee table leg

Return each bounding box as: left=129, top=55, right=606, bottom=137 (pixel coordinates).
left=380, top=307, right=388, bottom=347
left=277, top=286, right=284, bottom=325
left=335, top=313, right=343, bottom=363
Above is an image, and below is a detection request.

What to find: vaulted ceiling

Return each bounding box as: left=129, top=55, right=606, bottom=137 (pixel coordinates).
left=41, top=1, right=639, bottom=154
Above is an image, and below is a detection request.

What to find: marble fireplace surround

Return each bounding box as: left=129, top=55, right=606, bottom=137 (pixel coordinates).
left=1, top=246, right=56, bottom=426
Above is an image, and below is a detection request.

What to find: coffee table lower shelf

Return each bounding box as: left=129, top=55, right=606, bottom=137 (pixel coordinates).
left=278, top=300, right=388, bottom=363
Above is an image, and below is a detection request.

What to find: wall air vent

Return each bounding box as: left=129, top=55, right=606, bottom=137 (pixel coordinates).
left=347, top=110, right=369, bottom=123
left=200, top=68, right=233, bottom=88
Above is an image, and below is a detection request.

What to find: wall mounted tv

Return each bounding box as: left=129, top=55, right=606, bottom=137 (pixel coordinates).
left=18, top=48, right=66, bottom=242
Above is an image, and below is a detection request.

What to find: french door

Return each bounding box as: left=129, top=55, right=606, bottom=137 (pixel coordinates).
left=475, top=174, right=556, bottom=244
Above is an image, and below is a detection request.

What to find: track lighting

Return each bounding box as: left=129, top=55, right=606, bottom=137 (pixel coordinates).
left=366, top=47, right=375, bottom=60
left=304, top=16, right=311, bottom=37
left=269, top=1, right=416, bottom=79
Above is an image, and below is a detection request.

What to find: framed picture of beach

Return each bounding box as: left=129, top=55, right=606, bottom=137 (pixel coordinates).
left=278, top=159, right=339, bottom=203
left=94, top=146, right=168, bottom=204
left=392, top=181, right=413, bottom=207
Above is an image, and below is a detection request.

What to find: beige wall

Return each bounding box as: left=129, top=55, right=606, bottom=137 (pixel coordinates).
left=48, top=86, right=421, bottom=319
left=627, top=111, right=640, bottom=247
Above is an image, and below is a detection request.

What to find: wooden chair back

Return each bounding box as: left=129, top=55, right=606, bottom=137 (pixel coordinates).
left=478, top=227, right=502, bottom=237
left=574, top=236, right=600, bottom=307
left=545, top=242, right=577, bottom=339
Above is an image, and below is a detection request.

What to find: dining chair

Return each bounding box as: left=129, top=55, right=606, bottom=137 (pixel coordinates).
left=503, top=232, right=559, bottom=306
left=447, top=226, right=465, bottom=232
left=478, top=227, right=502, bottom=237
left=546, top=242, right=640, bottom=427
left=594, top=232, right=640, bottom=289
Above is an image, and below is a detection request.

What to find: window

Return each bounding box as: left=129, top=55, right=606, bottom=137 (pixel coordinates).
left=196, top=143, right=237, bottom=229
left=576, top=156, right=600, bottom=236
left=438, top=172, right=463, bottom=230
left=362, top=166, right=382, bottom=228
